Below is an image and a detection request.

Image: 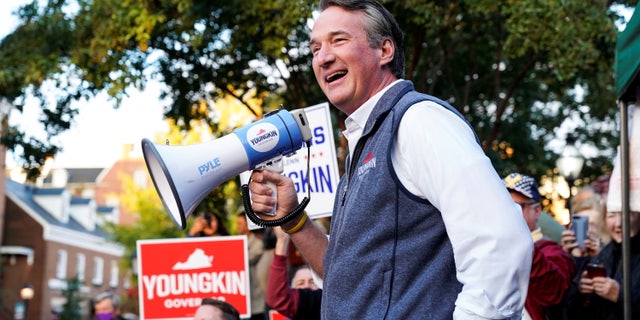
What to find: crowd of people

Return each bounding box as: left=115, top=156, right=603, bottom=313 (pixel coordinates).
left=92, top=0, right=638, bottom=319
left=179, top=208, right=320, bottom=320
left=93, top=169, right=640, bottom=320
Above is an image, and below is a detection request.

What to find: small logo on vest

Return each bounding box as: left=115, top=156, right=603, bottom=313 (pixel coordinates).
left=357, top=151, right=376, bottom=177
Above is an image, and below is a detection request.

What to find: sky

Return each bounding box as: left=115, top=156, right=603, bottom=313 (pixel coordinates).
left=1, top=1, right=168, bottom=168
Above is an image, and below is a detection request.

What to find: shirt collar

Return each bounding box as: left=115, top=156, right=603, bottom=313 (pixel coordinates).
left=343, top=79, right=403, bottom=155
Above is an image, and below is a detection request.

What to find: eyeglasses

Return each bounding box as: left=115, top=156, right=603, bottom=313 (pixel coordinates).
left=515, top=201, right=537, bottom=210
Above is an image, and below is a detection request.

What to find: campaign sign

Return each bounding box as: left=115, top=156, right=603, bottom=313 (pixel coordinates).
left=284, top=102, right=339, bottom=218
left=269, top=309, right=288, bottom=320
left=137, top=236, right=250, bottom=319
left=242, top=102, right=340, bottom=229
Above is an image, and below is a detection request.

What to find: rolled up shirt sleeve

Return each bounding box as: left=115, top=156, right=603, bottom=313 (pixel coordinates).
left=394, top=102, right=533, bottom=319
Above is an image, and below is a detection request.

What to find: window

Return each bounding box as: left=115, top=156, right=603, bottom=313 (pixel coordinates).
left=76, top=253, right=86, bottom=281
left=133, top=169, right=148, bottom=188
left=109, top=260, right=119, bottom=288
left=56, top=250, right=68, bottom=279
left=92, top=257, right=104, bottom=285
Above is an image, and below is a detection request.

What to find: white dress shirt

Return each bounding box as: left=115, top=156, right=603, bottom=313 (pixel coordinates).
left=341, top=80, right=532, bottom=319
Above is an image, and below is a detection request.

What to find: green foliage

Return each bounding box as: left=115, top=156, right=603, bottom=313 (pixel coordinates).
left=102, top=175, right=185, bottom=260
left=0, top=0, right=637, bottom=185
left=0, top=0, right=76, bottom=179
left=59, top=277, right=83, bottom=320
left=385, top=0, right=632, bottom=182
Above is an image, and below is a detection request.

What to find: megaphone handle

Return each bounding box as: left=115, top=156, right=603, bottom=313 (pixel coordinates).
left=243, top=139, right=311, bottom=228
left=256, top=158, right=284, bottom=216
left=241, top=183, right=310, bottom=228
left=263, top=179, right=279, bottom=217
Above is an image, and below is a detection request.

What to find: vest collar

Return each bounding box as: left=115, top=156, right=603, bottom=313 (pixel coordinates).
left=361, top=80, right=414, bottom=137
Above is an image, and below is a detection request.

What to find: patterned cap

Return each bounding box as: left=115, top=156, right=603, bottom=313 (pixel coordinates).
left=503, top=172, right=541, bottom=202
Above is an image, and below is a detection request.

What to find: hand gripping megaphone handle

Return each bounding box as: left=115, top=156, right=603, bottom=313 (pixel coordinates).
left=253, top=157, right=284, bottom=216
left=242, top=179, right=310, bottom=228
left=242, top=137, right=311, bottom=228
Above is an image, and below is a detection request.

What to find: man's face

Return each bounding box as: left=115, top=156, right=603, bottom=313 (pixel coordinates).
left=310, top=6, right=394, bottom=115
left=193, top=305, right=225, bottom=320
left=509, top=191, right=540, bottom=231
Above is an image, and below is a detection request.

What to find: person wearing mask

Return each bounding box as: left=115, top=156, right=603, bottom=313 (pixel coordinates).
left=93, top=291, right=126, bottom=320
left=267, top=226, right=321, bottom=320
left=193, top=298, right=240, bottom=320
left=246, top=0, right=532, bottom=318
left=504, top=173, right=577, bottom=320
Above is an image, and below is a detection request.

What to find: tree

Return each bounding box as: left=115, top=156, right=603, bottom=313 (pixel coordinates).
left=1, top=0, right=322, bottom=180
left=1, top=0, right=636, bottom=185
left=386, top=0, right=635, bottom=181
left=59, top=277, right=83, bottom=320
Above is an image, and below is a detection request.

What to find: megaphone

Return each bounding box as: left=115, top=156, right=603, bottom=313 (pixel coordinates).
left=142, top=109, right=312, bottom=229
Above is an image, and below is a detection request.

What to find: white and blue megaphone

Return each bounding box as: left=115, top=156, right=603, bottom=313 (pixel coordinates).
left=142, top=109, right=312, bottom=229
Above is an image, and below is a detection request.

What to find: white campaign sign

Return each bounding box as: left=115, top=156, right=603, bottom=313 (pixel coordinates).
left=242, top=103, right=339, bottom=229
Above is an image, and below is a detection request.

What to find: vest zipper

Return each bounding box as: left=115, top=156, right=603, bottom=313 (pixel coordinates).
left=342, top=138, right=366, bottom=206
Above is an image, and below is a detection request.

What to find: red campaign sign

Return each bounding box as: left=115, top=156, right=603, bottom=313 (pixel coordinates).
left=137, top=236, right=250, bottom=320
left=269, top=309, right=289, bottom=320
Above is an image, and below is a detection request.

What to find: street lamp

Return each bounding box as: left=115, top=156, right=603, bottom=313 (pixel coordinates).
left=556, top=134, right=584, bottom=209
left=20, top=283, right=34, bottom=319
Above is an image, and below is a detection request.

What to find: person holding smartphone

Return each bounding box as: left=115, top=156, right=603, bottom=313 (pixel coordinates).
left=503, top=172, right=577, bottom=320
left=187, top=210, right=229, bottom=237
left=565, top=208, right=640, bottom=319
left=561, top=193, right=608, bottom=261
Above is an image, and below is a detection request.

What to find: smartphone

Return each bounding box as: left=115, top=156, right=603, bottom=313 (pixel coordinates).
left=203, top=211, right=212, bottom=226
left=571, top=215, right=589, bottom=249
left=586, top=263, right=606, bottom=279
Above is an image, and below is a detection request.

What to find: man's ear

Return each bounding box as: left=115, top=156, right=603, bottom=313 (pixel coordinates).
left=379, top=38, right=394, bottom=66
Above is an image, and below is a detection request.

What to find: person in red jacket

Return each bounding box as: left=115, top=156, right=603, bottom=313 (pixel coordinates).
left=266, top=226, right=321, bottom=320
left=504, top=172, right=577, bottom=320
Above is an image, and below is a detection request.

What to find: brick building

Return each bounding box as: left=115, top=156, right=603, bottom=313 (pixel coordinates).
left=0, top=179, right=126, bottom=319
left=38, top=144, right=149, bottom=226
left=0, top=145, right=148, bottom=319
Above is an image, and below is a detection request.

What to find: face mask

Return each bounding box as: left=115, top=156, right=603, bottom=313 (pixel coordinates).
left=95, top=312, right=113, bottom=320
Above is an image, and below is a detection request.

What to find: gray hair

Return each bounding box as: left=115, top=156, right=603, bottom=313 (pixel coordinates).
left=95, top=291, right=121, bottom=309
left=319, top=0, right=405, bottom=78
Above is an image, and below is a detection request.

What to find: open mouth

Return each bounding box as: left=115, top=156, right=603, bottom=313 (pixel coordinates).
left=326, top=71, right=346, bottom=83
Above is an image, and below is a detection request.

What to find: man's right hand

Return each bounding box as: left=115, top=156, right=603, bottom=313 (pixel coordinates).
left=248, top=169, right=300, bottom=221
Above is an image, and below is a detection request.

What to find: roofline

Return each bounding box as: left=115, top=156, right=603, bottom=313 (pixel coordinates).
left=6, top=192, right=124, bottom=256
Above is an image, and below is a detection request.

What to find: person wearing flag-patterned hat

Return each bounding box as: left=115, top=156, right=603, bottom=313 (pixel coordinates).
left=504, top=172, right=577, bottom=320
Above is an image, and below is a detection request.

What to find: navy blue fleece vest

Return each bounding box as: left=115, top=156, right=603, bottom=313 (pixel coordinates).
left=321, top=81, right=464, bottom=319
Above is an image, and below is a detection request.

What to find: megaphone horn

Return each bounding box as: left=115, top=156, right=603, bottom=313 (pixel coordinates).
left=142, top=109, right=312, bottom=229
